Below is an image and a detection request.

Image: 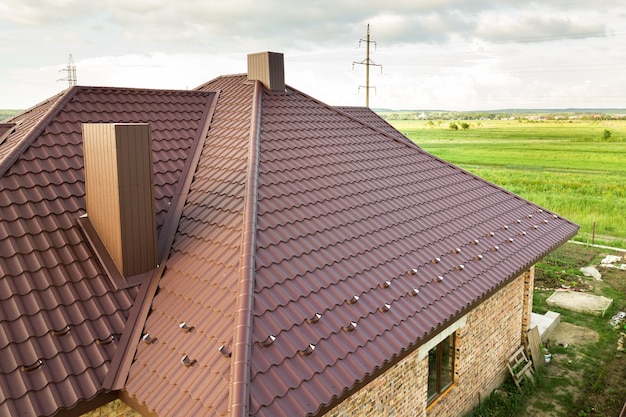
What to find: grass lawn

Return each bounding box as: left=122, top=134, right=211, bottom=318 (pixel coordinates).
left=386, top=119, right=626, bottom=247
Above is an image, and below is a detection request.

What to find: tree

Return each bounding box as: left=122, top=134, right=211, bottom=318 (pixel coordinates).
left=460, top=122, right=470, bottom=130
left=602, top=129, right=612, bottom=140
left=449, top=122, right=459, bottom=131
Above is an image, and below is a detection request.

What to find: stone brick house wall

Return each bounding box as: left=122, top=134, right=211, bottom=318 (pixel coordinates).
left=326, top=268, right=534, bottom=417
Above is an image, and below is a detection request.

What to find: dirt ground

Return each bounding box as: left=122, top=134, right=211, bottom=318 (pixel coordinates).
left=527, top=246, right=626, bottom=417
left=525, top=322, right=599, bottom=417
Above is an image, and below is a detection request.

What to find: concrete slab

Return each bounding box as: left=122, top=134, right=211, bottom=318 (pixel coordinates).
left=531, top=311, right=561, bottom=342
left=546, top=291, right=613, bottom=316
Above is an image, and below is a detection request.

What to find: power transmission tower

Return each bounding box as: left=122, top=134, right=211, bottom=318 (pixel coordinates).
left=58, top=54, right=77, bottom=88
left=352, top=24, right=382, bottom=107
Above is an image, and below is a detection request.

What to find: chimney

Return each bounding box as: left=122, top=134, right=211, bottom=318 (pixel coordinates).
left=247, top=51, right=285, bottom=92
left=82, top=123, right=158, bottom=277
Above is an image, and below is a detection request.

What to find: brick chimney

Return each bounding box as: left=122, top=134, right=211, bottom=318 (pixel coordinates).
left=247, top=51, right=285, bottom=92
left=82, top=123, right=158, bottom=277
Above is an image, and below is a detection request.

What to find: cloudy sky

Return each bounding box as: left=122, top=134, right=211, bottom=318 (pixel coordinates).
left=1, top=0, right=625, bottom=110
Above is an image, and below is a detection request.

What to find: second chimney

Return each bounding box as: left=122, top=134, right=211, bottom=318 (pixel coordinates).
left=83, top=123, right=158, bottom=278
left=247, top=51, right=285, bottom=92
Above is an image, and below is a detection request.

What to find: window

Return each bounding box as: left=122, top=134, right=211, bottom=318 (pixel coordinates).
left=427, top=332, right=455, bottom=404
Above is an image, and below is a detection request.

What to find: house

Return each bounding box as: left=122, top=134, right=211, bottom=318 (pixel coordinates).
left=0, top=52, right=578, bottom=417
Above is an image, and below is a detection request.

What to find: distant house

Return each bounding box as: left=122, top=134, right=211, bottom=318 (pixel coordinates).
left=0, top=52, right=578, bottom=417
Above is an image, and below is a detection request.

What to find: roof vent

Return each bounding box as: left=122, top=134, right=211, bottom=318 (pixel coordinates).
left=83, top=123, right=157, bottom=278
left=247, top=51, right=285, bottom=92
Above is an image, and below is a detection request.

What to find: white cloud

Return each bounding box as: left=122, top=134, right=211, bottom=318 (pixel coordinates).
left=1, top=0, right=625, bottom=109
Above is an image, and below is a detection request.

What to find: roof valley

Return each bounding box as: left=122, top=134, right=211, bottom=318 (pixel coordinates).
left=102, top=92, right=219, bottom=391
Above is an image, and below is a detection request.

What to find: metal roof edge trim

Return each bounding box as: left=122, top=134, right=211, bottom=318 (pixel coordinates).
left=0, top=87, right=78, bottom=178
left=229, top=80, right=263, bottom=417
left=77, top=214, right=128, bottom=290
left=102, top=92, right=218, bottom=391
left=53, top=391, right=118, bottom=417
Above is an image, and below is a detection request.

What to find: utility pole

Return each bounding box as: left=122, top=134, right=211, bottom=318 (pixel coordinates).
left=353, top=24, right=382, bottom=107
left=58, top=54, right=77, bottom=88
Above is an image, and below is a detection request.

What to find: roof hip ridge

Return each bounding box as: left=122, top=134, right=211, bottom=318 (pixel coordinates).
left=229, top=79, right=263, bottom=417
left=0, top=87, right=78, bottom=177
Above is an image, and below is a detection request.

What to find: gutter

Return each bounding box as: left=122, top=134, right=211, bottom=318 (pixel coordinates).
left=229, top=80, right=263, bottom=417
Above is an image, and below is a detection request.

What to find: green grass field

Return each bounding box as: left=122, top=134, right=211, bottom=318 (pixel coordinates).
left=386, top=118, right=626, bottom=247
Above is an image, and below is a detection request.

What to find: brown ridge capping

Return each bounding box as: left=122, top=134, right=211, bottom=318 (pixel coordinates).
left=102, top=92, right=218, bottom=391
left=229, top=80, right=263, bottom=417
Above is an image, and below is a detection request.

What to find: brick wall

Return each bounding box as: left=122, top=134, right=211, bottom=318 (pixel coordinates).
left=326, top=270, right=529, bottom=417
left=81, top=399, right=141, bottom=417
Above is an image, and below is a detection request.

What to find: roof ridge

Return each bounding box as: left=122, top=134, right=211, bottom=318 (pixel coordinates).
left=0, top=87, right=78, bottom=178
left=229, top=79, right=263, bottom=417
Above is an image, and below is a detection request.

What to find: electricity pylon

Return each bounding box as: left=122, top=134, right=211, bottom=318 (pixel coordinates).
left=353, top=24, right=382, bottom=107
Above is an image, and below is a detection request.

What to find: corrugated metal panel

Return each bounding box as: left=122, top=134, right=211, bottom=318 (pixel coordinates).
left=247, top=52, right=285, bottom=92
left=83, top=124, right=157, bottom=277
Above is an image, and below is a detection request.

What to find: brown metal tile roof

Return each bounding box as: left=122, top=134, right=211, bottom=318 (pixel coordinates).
left=0, top=86, right=216, bottom=417
left=124, top=75, right=257, bottom=417
left=1, top=69, right=579, bottom=417
left=122, top=76, right=577, bottom=417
